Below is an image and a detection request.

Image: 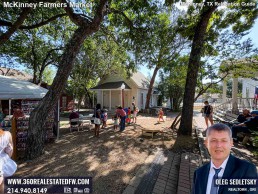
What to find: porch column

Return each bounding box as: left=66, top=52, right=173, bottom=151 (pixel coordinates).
left=222, top=80, right=227, bottom=103
left=232, top=77, right=239, bottom=114
left=109, top=90, right=111, bottom=110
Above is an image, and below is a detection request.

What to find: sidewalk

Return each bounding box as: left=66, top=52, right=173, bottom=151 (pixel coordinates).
left=123, top=112, right=258, bottom=194
left=123, top=112, right=203, bottom=194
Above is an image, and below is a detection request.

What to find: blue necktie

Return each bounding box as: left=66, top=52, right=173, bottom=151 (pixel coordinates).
left=210, top=167, right=222, bottom=194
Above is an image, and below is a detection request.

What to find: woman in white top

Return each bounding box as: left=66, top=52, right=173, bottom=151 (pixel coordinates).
left=0, top=128, right=14, bottom=193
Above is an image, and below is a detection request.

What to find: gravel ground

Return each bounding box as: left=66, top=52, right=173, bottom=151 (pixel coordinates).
left=15, top=113, right=177, bottom=193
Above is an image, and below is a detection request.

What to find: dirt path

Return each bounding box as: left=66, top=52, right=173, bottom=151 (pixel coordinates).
left=15, top=113, right=177, bottom=193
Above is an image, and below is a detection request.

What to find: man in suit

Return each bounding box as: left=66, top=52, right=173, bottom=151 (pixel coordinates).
left=192, top=123, right=257, bottom=194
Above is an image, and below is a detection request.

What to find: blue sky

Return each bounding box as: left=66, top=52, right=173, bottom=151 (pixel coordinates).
left=139, top=19, right=258, bottom=78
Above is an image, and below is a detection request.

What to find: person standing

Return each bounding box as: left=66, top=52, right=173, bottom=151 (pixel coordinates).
left=126, top=107, right=131, bottom=124
left=192, top=123, right=257, bottom=194
left=12, top=106, right=25, bottom=119
left=0, top=127, right=15, bottom=193
left=203, top=101, right=213, bottom=128
left=101, top=109, right=108, bottom=129
left=116, top=106, right=127, bottom=132
left=157, top=108, right=165, bottom=123
left=113, top=114, right=119, bottom=130
left=94, top=104, right=101, bottom=137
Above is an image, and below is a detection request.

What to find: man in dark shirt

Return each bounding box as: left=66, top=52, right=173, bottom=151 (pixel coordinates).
left=69, top=110, right=80, bottom=125
left=232, top=110, right=258, bottom=142
left=237, top=109, right=252, bottom=123
left=69, top=110, right=79, bottom=120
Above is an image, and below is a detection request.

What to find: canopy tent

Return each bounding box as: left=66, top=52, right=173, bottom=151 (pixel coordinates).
left=0, top=75, right=48, bottom=99
left=0, top=75, right=61, bottom=140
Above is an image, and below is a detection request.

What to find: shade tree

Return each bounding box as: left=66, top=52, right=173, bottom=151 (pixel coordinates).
left=69, top=32, right=132, bottom=109
left=175, top=0, right=258, bottom=135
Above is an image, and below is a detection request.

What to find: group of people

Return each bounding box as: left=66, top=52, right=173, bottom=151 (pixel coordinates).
left=231, top=109, right=258, bottom=143
left=0, top=106, right=25, bottom=125
left=92, top=103, right=139, bottom=137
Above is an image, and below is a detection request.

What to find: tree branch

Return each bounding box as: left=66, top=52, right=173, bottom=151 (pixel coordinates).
left=110, top=8, right=135, bottom=29
left=60, top=0, right=90, bottom=26
left=0, top=14, right=67, bottom=29
left=0, top=7, right=32, bottom=46
left=91, top=0, right=108, bottom=30
left=42, top=48, right=63, bottom=68
left=194, top=72, right=229, bottom=101
left=100, top=26, right=120, bottom=45
left=110, top=8, right=148, bottom=31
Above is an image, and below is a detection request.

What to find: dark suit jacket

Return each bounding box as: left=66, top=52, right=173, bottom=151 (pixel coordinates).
left=192, top=154, right=258, bottom=194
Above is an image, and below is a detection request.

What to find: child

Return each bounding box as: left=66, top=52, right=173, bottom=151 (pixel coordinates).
left=113, top=115, right=119, bottom=130
left=127, top=107, right=131, bottom=124
left=101, top=109, right=108, bottom=129
left=158, top=108, right=165, bottom=123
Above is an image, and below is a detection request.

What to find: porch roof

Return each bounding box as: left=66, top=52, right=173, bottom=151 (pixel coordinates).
left=91, top=81, right=131, bottom=90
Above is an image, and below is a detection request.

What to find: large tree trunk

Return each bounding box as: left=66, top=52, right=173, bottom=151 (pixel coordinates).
left=84, top=87, right=93, bottom=108
left=25, top=0, right=107, bottom=159
left=172, top=97, right=179, bottom=111
left=26, top=27, right=98, bottom=159
left=178, top=5, right=219, bottom=135
left=145, top=66, right=160, bottom=109
left=170, top=97, right=173, bottom=110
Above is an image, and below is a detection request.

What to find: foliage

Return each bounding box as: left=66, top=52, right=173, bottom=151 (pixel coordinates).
left=0, top=15, right=75, bottom=83
left=68, top=31, right=132, bottom=108
left=224, top=79, right=243, bottom=97
left=41, top=66, right=55, bottom=85
left=158, top=56, right=188, bottom=111
left=118, top=5, right=189, bottom=109
left=252, top=132, right=258, bottom=155
left=177, top=0, right=258, bottom=135
left=1, top=0, right=258, bottom=155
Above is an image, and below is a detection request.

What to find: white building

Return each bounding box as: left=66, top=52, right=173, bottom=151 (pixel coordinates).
left=242, top=77, right=258, bottom=98
left=91, top=72, right=160, bottom=110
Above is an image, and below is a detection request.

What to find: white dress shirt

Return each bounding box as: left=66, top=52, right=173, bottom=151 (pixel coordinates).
left=206, top=156, right=229, bottom=194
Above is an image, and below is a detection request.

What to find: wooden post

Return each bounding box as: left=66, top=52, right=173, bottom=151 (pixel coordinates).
left=11, top=118, right=17, bottom=161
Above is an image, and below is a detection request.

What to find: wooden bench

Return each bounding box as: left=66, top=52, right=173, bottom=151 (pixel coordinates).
left=141, top=128, right=166, bottom=139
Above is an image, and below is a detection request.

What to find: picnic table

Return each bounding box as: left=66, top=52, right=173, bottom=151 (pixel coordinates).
left=70, top=114, right=93, bottom=132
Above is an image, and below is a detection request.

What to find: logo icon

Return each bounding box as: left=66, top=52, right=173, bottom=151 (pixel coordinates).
left=64, top=187, right=72, bottom=194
